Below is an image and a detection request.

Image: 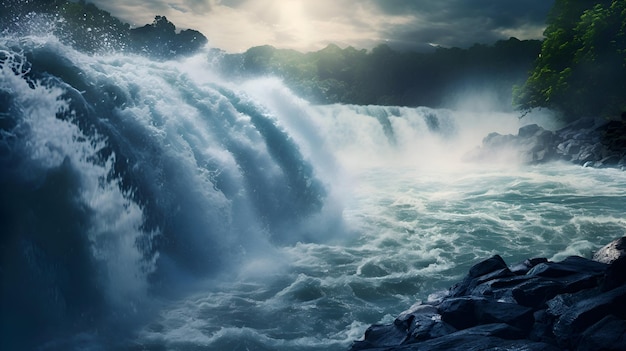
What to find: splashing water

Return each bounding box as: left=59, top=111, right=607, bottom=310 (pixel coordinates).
left=1, top=36, right=626, bottom=351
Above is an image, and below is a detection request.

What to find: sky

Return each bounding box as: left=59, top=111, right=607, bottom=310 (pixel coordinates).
left=89, top=0, right=555, bottom=53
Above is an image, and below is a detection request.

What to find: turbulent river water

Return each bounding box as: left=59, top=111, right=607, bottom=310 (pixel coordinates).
left=2, top=36, right=626, bottom=351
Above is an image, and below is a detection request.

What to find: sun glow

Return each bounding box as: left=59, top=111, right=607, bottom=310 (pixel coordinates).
left=275, top=1, right=313, bottom=44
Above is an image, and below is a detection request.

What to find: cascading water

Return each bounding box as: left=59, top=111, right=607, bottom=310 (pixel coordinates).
left=2, top=34, right=626, bottom=351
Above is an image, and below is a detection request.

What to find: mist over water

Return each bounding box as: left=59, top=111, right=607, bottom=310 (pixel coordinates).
left=2, top=35, right=626, bottom=351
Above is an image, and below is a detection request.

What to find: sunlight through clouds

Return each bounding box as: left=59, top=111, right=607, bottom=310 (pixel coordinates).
left=89, top=0, right=553, bottom=53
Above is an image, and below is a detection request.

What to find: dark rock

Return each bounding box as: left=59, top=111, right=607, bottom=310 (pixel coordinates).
left=403, top=310, right=456, bottom=343
left=395, top=304, right=438, bottom=327
left=602, top=256, right=626, bottom=292
left=518, top=124, right=542, bottom=138
left=526, top=256, right=607, bottom=278
left=467, top=116, right=626, bottom=169
left=577, top=315, right=626, bottom=351
left=512, top=278, right=564, bottom=308
left=464, top=124, right=559, bottom=164
left=545, top=291, right=594, bottom=318
left=449, top=255, right=512, bottom=297
left=439, top=297, right=534, bottom=331
left=553, top=284, right=626, bottom=348
left=469, top=255, right=508, bottom=278
left=350, top=241, right=626, bottom=351
left=597, top=155, right=621, bottom=167
left=351, top=324, right=408, bottom=350
left=593, top=236, right=626, bottom=264
left=528, top=309, right=556, bottom=344
left=409, top=317, right=456, bottom=342
left=510, top=257, right=549, bottom=275
left=129, top=16, right=208, bottom=59
left=394, top=327, right=559, bottom=350
left=438, top=297, right=480, bottom=330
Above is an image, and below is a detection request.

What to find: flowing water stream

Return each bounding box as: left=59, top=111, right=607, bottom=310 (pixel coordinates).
left=1, top=36, right=625, bottom=350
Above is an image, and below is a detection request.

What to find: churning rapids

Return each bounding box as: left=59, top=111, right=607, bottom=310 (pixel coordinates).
left=2, top=36, right=626, bottom=351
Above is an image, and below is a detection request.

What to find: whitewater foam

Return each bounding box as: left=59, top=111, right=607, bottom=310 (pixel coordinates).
left=3, top=35, right=626, bottom=351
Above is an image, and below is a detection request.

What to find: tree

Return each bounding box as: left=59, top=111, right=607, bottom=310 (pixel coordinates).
left=129, top=16, right=207, bottom=58
left=514, top=0, right=626, bottom=121
left=0, top=1, right=207, bottom=59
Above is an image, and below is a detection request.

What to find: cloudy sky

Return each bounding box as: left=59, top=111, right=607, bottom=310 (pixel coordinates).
left=90, top=0, right=555, bottom=53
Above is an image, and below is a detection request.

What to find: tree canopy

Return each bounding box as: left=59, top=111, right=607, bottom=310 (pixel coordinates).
left=514, top=0, right=626, bottom=121
left=217, top=38, right=541, bottom=109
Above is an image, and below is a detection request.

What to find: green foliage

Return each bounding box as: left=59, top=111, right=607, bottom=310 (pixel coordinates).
left=218, top=38, right=541, bottom=108
left=514, top=0, right=626, bottom=121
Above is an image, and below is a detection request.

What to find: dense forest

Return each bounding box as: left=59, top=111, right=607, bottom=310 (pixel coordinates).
left=3, top=0, right=625, bottom=120
left=215, top=0, right=626, bottom=118
left=215, top=39, right=542, bottom=109
left=0, top=0, right=207, bottom=58
left=514, top=0, right=626, bottom=121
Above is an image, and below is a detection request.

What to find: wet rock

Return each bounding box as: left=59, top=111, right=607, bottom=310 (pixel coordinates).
left=467, top=117, right=626, bottom=169
left=593, top=236, right=626, bottom=264
left=577, top=315, right=626, bottom=351
left=408, top=324, right=539, bottom=351
left=350, top=239, right=626, bottom=351
left=465, top=124, right=558, bottom=164
left=509, top=257, right=548, bottom=275
left=526, top=255, right=607, bottom=278
left=512, top=278, right=564, bottom=308
left=470, top=255, right=508, bottom=277
left=518, top=124, right=542, bottom=137
left=374, top=327, right=560, bottom=351
left=352, top=323, right=408, bottom=350
left=602, top=256, right=626, bottom=292
left=439, top=297, right=534, bottom=331
left=403, top=310, right=456, bottom=343
left=553, top=284, right=626, bottom=348
left=448, top=255, right=513, bottom=297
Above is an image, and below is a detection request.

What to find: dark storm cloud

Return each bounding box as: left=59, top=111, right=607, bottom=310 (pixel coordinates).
left=369, top=0, right=554, bottom=49
left=371, top=0, right=553, bottom=25
left=88, top=0, right=555, bottom=52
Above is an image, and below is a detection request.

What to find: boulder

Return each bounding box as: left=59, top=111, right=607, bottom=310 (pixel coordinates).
left=464, top=124, right=558, bottom=164
left=379, top=326, right=560, bottom=351
left=352, top=323, right=409, bottom=350
left=509, top=257, right=549, bottom=275
left=448, top=255, right=513, bottom=297
left=593, top=236, right=626, bottom=264
left=466, top=117, right=626, bottom=169
left=553, top=284, right=626, bottom=348
left=511, top=278, right=565, bottom=308
left=439, top=297, right=534, bottom=331
left=602, top=256, right=626, bottom=291
left=577, top=315, right=626, bottom=351
left=350, top=240, right=626, bottom=351
left=526, top=256, right=607, bottom=278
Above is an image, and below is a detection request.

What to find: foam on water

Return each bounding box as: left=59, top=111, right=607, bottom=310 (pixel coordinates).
left=3, top=34, right=626, bottom=351
left=133, top=162, right=626, bottom=350
left=0, top=44, right=152, bottom=306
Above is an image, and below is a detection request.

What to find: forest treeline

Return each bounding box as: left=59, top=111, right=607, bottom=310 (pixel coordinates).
left=515, top=0, right=626, bottom=121
left=217, top=0, right=626, bottom=119
left=215, top=39, right=542, bottom=109
left=4, top=0, right=625, bottom=121
left=0, top=0, right=207, bottom=59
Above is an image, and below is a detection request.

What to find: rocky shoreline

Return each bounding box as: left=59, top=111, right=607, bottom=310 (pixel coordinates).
left=465, top=117, right=626, bottom=168
left=349, top=237, right=626, bottom=351
left=350, top=237, right=626, bottom=351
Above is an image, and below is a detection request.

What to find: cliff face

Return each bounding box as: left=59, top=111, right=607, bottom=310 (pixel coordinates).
left=350, top=237, right=626, bottom=351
